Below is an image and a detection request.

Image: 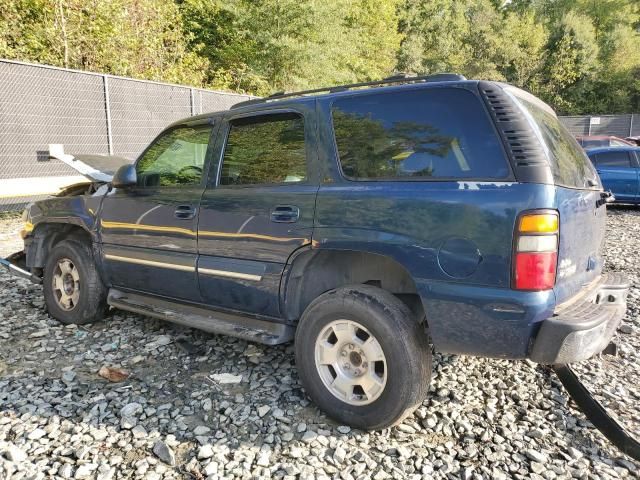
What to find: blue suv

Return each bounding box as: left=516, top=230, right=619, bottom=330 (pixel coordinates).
left=7, top=74, right=629, bottom=429
left=585, top=146, right=640, bottom=204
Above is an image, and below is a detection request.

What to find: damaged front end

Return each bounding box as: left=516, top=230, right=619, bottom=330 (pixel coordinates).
left=0, top=251, right=41, bottom=284
left=2, top=146, right=131, bottom=285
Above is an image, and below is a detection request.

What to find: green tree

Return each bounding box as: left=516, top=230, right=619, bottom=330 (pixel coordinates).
left=539, top=12, right=600, bottom=113
left=512, top=0, right=640, bottom=113
left=1, top=0, right=639, bottom=113
left=398, top=0, right=547, bottom=84
left=179, top=0, right=402, bottom=95
left=0, top=0, right=208, bottom=86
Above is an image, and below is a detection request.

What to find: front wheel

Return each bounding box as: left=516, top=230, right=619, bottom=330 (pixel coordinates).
left=43, top=239, right=108, bottom=325
left=295, top=285, right=431, bottom=430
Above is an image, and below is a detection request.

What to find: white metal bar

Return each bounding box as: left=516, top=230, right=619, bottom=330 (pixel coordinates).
left=103, top=75, right=114, bottom=155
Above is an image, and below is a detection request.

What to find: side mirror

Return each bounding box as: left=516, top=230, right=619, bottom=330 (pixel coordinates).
left=112, top=164, right=137, bottom=188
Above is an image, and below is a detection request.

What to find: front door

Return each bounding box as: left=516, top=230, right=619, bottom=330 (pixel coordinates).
left=197, top=107, right=318, bottom=317
left=100, top=122, right=215, bottom=301
left=594, top=150, right=639, bottom=202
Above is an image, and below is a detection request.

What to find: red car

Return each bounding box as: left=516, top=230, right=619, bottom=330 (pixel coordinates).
left=576, top=135, right=634, bottom=148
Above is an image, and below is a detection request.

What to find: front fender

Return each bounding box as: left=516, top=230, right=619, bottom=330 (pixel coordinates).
left=24, top=193, right=106, bottom=269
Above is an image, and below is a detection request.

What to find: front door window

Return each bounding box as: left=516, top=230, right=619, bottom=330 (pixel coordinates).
left=137, top=126, right=213, bottom=187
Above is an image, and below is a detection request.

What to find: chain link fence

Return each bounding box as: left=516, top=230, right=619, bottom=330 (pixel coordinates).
left=1, top=59, right=638, bottom=212
left=0, top=59, right=251, bottom=211
left=559, top=114, right=639, bottom=138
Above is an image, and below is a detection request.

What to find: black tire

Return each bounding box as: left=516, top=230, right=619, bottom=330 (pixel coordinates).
left=295, top=285, right=431, bottom=430
left=43, top=239, right=108, bottom=325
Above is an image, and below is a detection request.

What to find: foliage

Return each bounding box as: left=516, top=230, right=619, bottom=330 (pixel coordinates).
left=179, top=0, right=402, bottom=95
left=0, top=0, right=639, bottom=114
left=0, top=0, right=208, bottom=85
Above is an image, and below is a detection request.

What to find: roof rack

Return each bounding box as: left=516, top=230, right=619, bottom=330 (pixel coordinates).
left=230, top=73, right=467, bottom=109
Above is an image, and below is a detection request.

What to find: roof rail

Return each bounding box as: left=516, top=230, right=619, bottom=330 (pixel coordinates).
left=230, top=72, right=467, bottom=109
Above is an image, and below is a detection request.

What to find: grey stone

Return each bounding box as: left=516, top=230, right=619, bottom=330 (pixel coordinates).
left=302, top=431, right=318, bottom=443
left=193, top=425, right=211, bottom=436
left=120, top=402, right=143, bottom=418
left=526, top=449, right=548, bottom=464
left=152, top=441, right=176, bottom=466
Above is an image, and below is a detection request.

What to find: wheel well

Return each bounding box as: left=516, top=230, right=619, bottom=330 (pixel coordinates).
left=283, top=250, right=426, bottom=324
left=28, top=223, right=92, bottom=269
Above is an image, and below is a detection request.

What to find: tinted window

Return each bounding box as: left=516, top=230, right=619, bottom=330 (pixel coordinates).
left=331, top=88, right=510, bottom=180
left=136, top=126, right=212, bottom=187
left=510, top=92, right=598, bottom=189
left=596, top=152, right=631, bottom=167
left=220, top=113, right=306, bottom=186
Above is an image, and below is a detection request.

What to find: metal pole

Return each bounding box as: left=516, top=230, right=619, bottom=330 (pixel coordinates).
left=190, top=88, right=196, bottom=116
left=103, top=75, right=113, bottom=155
left=588, top=117, right=592, bottom=136
left=630, top=114, right=634, bottom=137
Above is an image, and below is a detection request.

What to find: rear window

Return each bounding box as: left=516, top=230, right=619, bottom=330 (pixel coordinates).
left=510, top=92, right=598, bottom=189
left=331, top=88, right=510, bottom=180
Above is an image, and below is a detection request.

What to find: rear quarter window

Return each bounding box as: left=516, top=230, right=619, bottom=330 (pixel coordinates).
left=331, top=88, right=510, bottom=181
left=508, top=91, right=598, bottom=189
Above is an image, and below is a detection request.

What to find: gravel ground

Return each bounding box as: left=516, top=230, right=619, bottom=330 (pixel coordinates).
left=0, top=207, right=638, bottom=480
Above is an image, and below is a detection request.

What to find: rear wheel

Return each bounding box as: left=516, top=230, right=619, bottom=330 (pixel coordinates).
left=295, top=285, right=431, bottom=430
left=43, top=239, right=108, bottom=325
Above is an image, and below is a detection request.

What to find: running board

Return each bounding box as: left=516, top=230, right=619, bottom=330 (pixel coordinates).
left=107, top=289, right=294, bottom=345
left=553, top=364, right=640, bottom=461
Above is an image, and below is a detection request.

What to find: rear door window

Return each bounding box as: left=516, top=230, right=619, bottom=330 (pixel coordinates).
left=331, top=88, right=510, bottom=180
left=595, top=151, right=632, bottom=167
left=219, top=113, right=307, bottom=186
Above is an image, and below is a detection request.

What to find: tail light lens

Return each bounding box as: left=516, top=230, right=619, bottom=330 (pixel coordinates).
left=513, top=212, right=558, bottom=291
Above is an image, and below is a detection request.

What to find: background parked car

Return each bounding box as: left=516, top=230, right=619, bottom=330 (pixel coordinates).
left=625, top=136, right=640, bottom=146
left=586, top=146, right=640, bottom=204
left=576, top=135, right=634, bottom=148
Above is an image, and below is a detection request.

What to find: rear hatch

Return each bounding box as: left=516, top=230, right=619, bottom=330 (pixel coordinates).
left=508, top=89, right=606, bottom=305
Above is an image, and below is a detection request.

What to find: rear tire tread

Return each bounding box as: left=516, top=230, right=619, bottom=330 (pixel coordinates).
left=295, top=284, right=431, bottom=430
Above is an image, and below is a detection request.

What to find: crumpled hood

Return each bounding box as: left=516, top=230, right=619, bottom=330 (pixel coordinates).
left=49, top=144, right=132, bottom=183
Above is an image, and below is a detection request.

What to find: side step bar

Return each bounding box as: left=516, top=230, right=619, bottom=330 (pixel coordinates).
left=107, top=289, right=294, bottom=345
left=553, top=364, right=640, bottom=461
left=1, top=251, right=42, bottom=284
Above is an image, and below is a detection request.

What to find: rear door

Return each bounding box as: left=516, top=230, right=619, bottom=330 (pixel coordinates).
left=100, top=121, right=215, bottom=301
left=197, top=104, right=318, bottom=316
left=592, top=150, right=638, bottom=202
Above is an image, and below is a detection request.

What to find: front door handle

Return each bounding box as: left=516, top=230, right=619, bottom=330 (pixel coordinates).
left=175, top=205, right=196, bottom=219
left=270, top=205, right=300, bottom=223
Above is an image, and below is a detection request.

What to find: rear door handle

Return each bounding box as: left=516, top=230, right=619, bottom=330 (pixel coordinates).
left=175, top=205, right=196, bottom=219
left=270, top=205, right=299, bottom=223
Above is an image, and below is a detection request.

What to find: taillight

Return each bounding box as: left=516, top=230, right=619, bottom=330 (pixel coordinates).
left=513, top=211, right=558, bottom=291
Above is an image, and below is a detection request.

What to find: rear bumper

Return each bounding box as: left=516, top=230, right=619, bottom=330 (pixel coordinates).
left=529, top=272, right=629, bottom=364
